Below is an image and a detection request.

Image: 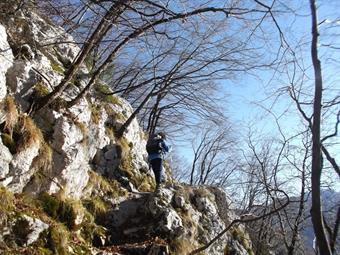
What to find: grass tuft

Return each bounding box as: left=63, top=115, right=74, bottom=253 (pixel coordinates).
left=2, top=96, right=19, bottom=136
left=169, top=238, right=197, bottom=255
left=38, top=192, right=82, bottom=230
left=50, top=60, right=64, bottom=74
left=48, top=223, right=69, bottom=255
left=33, top=82, right=50, bottom=99
left=16, top=115, right=43, bottom=152
left=94, top=83, right=123, bottom=106
left=90, top=103, right=102, bottom=124
left=0, top=186, right=15, bottom=212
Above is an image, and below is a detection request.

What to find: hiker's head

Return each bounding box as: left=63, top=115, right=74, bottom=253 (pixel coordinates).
left=158, top=132, right=166, bottom=139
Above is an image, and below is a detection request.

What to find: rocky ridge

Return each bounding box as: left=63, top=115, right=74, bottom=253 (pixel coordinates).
left=0, top=3, right=253, bottom=255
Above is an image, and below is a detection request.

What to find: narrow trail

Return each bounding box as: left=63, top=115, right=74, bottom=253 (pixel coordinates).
left=95, top=190, right=170, bottom=255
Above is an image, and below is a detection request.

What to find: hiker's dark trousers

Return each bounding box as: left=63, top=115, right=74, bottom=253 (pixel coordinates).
left=150, top=158, right=163, bottom=186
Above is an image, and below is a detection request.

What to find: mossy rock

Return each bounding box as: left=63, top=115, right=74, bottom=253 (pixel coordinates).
left=83, top=197, right=107, bottom=218
left=50, top=60, right=64, bottom=74
left=48, top=223, right=69, bottom=255
left=38, top=193, right=80, bottom=230
left=94, top=83, right=123, bottom=106
left=79, top=212, right=106, bottom=245
left=33, top=82, right=50, bottom=99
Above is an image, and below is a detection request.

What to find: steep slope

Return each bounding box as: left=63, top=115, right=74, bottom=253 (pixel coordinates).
left=0, top=3, right=253, bottom=255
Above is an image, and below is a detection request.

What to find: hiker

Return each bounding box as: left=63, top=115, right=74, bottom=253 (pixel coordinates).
left=146, top=132, right=171, bottom=192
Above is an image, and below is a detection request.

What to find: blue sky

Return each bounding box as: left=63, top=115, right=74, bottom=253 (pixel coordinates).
left=174, top=0, right=339, bottom=191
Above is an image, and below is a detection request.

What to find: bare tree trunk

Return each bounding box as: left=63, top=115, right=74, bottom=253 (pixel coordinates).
left=67, top=7, right=232, bottom=108
left=30, top=1, right=127, bottom=114
left=288, top=160, right=306, bottom=255
left=330, top=207, right=339, bottom=253
left=116, top=85, right=158, bottom=138
left=309, top=0, right=332, bottom=254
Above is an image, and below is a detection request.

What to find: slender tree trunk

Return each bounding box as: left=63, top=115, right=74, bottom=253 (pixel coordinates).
left=30, top=1, right=127, bottom=114
left=116, top=86, right=158, bottom=138
left=309, top=0, right=332, bottom=254
left=288, top=161, right=306, bottom=255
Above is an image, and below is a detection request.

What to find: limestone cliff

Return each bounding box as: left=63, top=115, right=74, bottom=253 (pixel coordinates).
left=0, top=3, right=253, bottom=255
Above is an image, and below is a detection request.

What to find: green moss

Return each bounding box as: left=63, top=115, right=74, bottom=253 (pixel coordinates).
left=33, top=82, right=50, bottom=99
left=79, top=210, right=106, bottom=244
left=71, top=243, right=91, bottom=254
left=95, top=83, right=111, bottom=94
left=83, top=197, right=107, bottom=217
left=48, top=223, right=69, bottom=255
left=38, top=192, right=60, bottom=219
left=105, top=95, right=121, bottom=105
left=33, top=247, right=54, bottom=255
left=50, top=60, right=64, bottom=74
left=116, top=137, right=150, bottom=190
left=84, top=56, right=94, bottom=71
left=94, top=83, right=122, bottom=106
left=38, top=193, right=80, bottom=230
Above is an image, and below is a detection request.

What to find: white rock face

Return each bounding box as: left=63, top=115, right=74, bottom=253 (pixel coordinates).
left=108, top=100, right=149, bottom=173
left=0, top=139, right=12, bottom=181
left=159, top=208, right=184, bottom=236
left=7, top=142, right=40, bottom=193
left=195, top=196, right=218, bottom=216
left=0, top=24, right=13, bottom=100
left=49, top=117, right=90, bottom=198
left=17, top=215, right=49, bottom=246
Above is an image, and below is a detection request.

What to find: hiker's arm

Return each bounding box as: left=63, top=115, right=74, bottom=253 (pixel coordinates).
left=162, top=142, right=171, bottom=153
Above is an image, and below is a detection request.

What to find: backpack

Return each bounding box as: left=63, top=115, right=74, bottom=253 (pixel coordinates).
left=146, top=137, right=163, bottom=154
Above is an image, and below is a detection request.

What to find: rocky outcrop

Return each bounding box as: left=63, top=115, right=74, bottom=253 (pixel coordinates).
left=0, top=24, right=13, bottom=100
left=0, top=4, right=149, bottom=197
left=0, top=4, right=253, bottom=255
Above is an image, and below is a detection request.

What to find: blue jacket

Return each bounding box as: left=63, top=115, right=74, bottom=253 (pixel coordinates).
left=148, top=140, right=171, bottom=161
